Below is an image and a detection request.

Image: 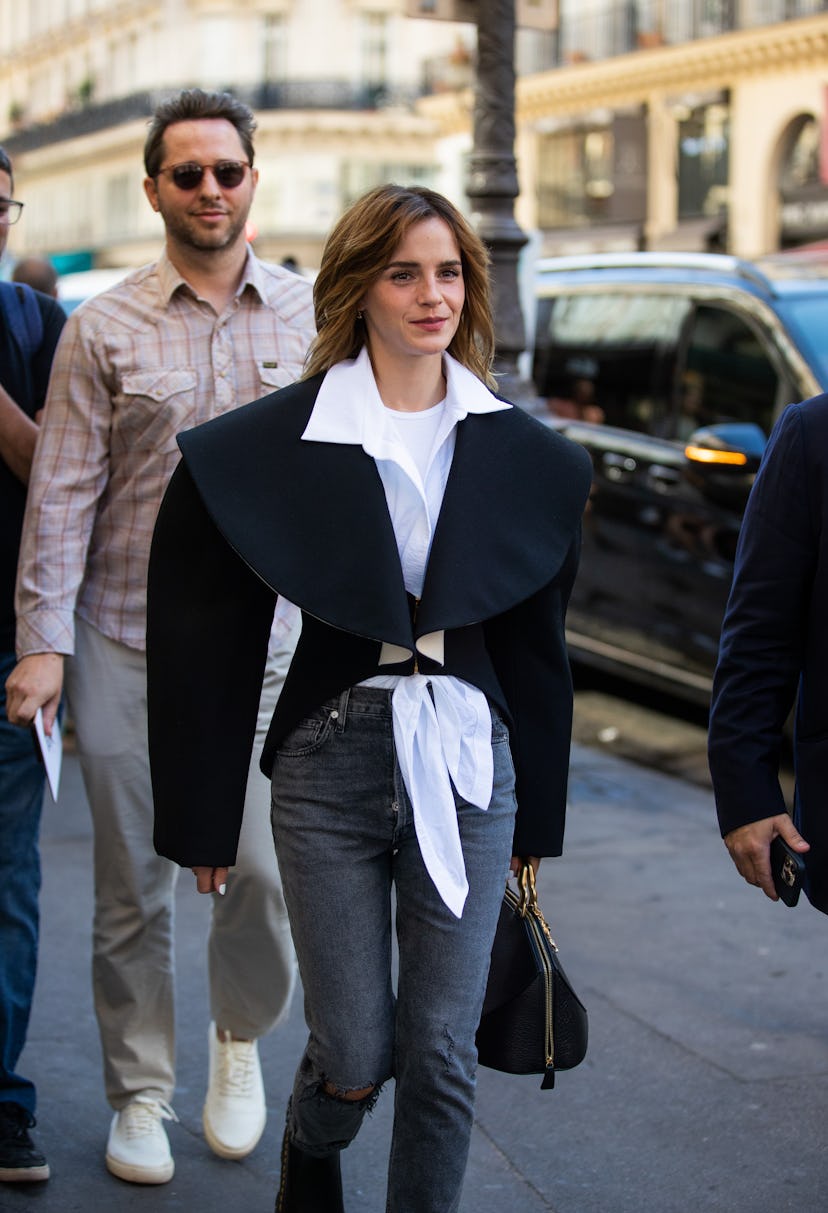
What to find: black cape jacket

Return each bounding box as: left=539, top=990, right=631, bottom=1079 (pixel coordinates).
left=147, top=374, right=592, bottom=869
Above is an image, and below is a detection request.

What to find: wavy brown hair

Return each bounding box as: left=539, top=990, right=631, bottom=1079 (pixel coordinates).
left=304, top=184, right=496, bottom=388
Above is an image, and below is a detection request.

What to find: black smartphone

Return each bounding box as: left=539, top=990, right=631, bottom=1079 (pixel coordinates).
left=770, top=836, right=806, bottom=907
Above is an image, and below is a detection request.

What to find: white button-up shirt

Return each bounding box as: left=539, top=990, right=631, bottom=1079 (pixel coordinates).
left=301, top=347, right=512, bottom=916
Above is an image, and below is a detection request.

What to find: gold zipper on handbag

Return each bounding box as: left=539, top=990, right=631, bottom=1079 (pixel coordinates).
left=511, top=864, right=558, bottom=1071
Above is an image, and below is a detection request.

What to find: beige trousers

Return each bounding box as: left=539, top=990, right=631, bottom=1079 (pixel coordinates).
left=64, top=614, right=298, bottom=1110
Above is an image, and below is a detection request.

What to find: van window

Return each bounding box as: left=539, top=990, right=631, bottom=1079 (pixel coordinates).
left=776, top=295, right=828, bottom=387
left=674, top=304, right=779, bottom=439
left=533, top=291, right=689, bottom=434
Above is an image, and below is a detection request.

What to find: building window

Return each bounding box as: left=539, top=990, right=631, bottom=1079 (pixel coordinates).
left=360, top=11, right=389, bottom=96
left=537, top=112, right=647, bottom=231
left=200, top=16, right=238, bottom=86
left=676, top=100, right=729, bottom=220
left=105, top=174, right=132, bottom=240
left=264, top=13, right=288, bottom=83
left=778, top=114, right=828, bottom=247
left=559, top=0, right=628, bottom=61
left=341, top=161, right=435, bottom=210
left=740, top=1, right=823, bottom=25
left=538, top=126, right=619, bottom=227
left=779, top=115, right=820, bottom=193
left=559, top=0, right=737, bottom=59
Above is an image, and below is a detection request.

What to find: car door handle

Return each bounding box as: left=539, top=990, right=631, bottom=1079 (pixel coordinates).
left=647, top=464, right=681, bottom=489
left=601, top=452, right=637, bottom=481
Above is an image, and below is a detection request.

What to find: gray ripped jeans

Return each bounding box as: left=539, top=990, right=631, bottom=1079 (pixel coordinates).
left=270, top=686, right=517, bottom=1213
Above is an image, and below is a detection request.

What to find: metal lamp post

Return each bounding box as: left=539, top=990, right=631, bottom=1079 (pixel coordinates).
left=466, top=0, right=530, bottom=401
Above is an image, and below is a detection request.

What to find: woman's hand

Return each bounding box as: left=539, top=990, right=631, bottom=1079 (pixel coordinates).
left=192, top=865, right=229, bottom=894
left=510, top=855, right=541, bottom=878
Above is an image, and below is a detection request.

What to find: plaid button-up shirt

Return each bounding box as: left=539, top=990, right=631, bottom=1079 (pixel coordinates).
left=15, top=249, right=315, bottom=655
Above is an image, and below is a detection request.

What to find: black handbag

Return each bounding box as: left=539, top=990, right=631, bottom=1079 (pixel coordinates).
left=476, top=863, right=588, bottom=1090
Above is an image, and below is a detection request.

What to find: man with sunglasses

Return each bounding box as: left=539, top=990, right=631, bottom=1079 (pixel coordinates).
left=6, top=90, right=314, bottom=1185
left=0, top=146, right=66, bottom=1184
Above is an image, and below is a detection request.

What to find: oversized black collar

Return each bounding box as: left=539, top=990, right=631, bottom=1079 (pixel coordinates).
left=177, top=375, right=591, bottom=648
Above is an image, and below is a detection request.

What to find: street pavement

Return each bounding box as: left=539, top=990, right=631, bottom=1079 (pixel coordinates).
left=2, top=738, right=827, bottom=1213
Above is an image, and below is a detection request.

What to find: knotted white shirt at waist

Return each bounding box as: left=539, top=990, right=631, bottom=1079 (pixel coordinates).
left=364, top=668, right=494, bottom=918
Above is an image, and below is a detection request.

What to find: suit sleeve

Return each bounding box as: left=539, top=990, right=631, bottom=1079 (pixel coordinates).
left=148, top=460, right=277, bottom=867
left=32, top=294, right=66, bottom=409
left=708, top=403, right=815, bottom=836
left=485, top=526, right=581, bottom=858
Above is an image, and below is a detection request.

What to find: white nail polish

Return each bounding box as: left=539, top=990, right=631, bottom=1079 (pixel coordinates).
left=218, top=883, right=226, bottom=896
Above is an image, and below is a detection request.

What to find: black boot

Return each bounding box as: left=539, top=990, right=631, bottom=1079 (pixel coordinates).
left=275, top=1125, right=344, bottom=1213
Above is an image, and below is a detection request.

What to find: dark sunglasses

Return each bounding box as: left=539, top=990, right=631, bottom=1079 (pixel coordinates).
left=157, top=160, right=250, bottom=191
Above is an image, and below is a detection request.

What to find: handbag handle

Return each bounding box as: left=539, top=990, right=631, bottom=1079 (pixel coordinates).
left=515, top=862, right=557, bottom=950
left=516, top=861, right=538, bottom=918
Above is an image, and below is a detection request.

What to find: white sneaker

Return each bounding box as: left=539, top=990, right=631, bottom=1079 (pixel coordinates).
left=105, top=1095, right=177, bottom=1184
left=203, top=1022, right=266, bottom=1159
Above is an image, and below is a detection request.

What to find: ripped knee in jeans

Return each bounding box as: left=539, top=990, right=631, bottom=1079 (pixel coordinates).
left=292, top=1079, right=383, bottom=1155
left=322, top=1078, right=381, bottom=1109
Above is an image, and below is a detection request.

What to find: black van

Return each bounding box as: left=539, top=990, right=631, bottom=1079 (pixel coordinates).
left=532, top=250, right=828, bottom=702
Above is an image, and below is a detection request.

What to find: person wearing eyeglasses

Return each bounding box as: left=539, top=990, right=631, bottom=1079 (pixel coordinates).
left=5, top=90, right=314, bottom=1185
left=0, top=146, right=66, bottom=1185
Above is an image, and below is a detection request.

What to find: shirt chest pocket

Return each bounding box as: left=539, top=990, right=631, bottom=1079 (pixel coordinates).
left=116, top=369, right=198, bottom=453
left=257, top=362, right=301, bottom=394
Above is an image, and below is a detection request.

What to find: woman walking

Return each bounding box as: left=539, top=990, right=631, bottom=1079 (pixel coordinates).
left=146, top=184, right=591, bottom=1212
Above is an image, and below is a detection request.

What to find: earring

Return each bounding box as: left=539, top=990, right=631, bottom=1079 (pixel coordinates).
left=356, top=309, right=364, bottom=321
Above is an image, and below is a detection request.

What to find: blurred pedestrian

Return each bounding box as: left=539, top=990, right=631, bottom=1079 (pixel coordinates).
left=708, top=399, right=816, bottom=902
left=5, top=89, right=314, bottom=1185
left=544, top=357, right=605, bottom=424
left=0, top=147, right=66, bottom=1184
left=546, top=375, right=605, bottom=424
left=11, top=257, right=58, bottom=300
left=146, top=183, right=592, bottom=1212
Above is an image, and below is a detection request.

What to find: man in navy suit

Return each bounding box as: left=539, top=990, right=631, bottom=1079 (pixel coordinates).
left=708, top=396, right=826, bottom=909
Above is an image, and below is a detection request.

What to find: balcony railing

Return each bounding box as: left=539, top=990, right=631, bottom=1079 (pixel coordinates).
left=2, top=80, right=423, bottom=155
left=558, top=0, right=827, bottom=65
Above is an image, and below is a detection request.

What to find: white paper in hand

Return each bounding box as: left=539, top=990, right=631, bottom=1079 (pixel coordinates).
left=33, top=708, right=62, bottom=801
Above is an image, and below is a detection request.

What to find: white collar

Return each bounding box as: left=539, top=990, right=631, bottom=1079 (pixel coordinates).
left=301, top=347, right=510, bottom=454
